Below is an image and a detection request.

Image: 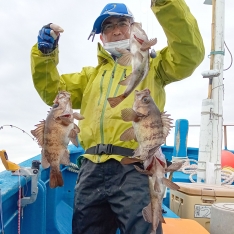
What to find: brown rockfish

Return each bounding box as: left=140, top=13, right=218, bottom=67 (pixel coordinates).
left=107, top=22, right=157, bottom=108
left=31, top=91, right=84, bottom=188
left=134, top=149, right=183, bottom=233
left=120, top=88, right=172, bottom=163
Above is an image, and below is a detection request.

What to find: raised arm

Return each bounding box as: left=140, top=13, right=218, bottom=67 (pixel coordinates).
left=31, top=41, right=91, bottom=109
left=151, top=0, right=205, bottom=85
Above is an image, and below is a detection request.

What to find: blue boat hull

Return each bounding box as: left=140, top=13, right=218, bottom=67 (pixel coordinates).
left=0, top=144, right=196, bottom=234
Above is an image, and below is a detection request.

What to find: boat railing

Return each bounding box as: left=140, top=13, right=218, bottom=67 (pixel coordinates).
left=165, top=123, right=234, bottom=151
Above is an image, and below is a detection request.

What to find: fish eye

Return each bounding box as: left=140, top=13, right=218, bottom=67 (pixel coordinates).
left=52, top=103, right=59, bottom=108
left=142, top=97, right=149, bottom=103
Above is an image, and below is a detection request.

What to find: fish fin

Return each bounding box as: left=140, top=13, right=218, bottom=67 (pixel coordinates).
left=141, top=38, right=157, bottom=51
left=73, top=112, right=85, bottom=120
left=121, top=108, right=139, bottom=122
left=120, top=127, right=135, bottom=141
left=50, top=168, right=64, bottom=188
left=162, top=178, right=180, bottom=190
left=119, top=73, right=132, bottom=86
left=159, top=211, right=166, bottom=224
left=41, top=152, right=50, bottom=169
left=135, top=107, right=149, bottom=116
left=165, top=161, right=183, bottom=172
left=134, top=165, right=153, bottom=176
left=154, top=176, right=161, bottom=192
left=107, top=94, right=125, bottom=108
left=161, top=111, right=173, bottom=139
left=69, top=125, right=79, bottom=146
left=116, top=48, right=133, bottom=66
left=142, top=203, right=152, bottom=223
left=31, top=120, right=45, bottom=147
left=120, top=157, right=142, bottom=165
left=60, top=149, right=70, bottom=165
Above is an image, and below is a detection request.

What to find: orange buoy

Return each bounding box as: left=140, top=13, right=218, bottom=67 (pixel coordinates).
left=221, top=150, right=234, bottom=168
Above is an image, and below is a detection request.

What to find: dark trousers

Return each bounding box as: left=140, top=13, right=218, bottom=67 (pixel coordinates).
left=72, top=159, right=163, bottom=234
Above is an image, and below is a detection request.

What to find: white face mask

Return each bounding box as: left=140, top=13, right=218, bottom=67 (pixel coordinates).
left=103, top=39, right=130, bottom=57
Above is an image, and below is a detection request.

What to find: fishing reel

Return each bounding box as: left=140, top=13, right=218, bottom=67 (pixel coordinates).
left=0, top=150, right=41, bottom=208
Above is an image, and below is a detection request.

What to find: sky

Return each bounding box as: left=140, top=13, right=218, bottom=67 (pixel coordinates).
left=0, top=0, right=233, bottom=172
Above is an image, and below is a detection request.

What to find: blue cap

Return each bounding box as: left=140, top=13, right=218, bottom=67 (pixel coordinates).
left=88, top=3, right=134, bottom=41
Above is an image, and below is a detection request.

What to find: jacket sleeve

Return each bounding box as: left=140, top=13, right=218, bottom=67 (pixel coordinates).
left=31, top=43, right=93, bottom=109
left=151, top=0, right=205, bottom=86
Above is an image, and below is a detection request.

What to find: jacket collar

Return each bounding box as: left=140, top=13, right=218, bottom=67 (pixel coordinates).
left=97, top=42, right=115, bottom=65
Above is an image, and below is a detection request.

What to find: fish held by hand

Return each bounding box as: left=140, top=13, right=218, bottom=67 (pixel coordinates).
left=31, top=91, right=84, bottom=188
left=107, top=22, right=157, bottom=108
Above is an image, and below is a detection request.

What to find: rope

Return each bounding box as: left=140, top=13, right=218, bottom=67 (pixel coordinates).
left=66, top=162, right=80, bottom=174
left=221, top=168, right=234, bottom=185
left=179, top=159, right=234, bottom=184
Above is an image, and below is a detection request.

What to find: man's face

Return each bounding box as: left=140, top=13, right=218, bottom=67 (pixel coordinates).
left=100, top=16, right=131, bottom=44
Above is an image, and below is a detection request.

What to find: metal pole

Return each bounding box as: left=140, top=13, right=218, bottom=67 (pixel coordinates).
left=197, top=0, right=225, bottom=185
left=209, top=0, right=225, bottom=185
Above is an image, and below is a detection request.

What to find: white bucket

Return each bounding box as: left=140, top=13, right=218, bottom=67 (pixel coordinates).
left=210, top=203, right=234, bottom=234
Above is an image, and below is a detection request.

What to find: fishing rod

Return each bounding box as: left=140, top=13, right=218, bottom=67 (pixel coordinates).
left=0, top=125, right=35, bottom=142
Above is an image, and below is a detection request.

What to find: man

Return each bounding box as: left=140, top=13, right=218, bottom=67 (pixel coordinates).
left=31, top=1, right=204, bottom=233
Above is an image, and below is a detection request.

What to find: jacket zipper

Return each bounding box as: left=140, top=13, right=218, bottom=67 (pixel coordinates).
left=98, top=70, right=107, bottom=105
left=113, top=69, right=126, bottom=97
left=98, top=63, right=117, bottom=162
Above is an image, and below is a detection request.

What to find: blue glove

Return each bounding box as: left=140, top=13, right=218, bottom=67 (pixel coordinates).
left=38, top=23, right=63, bottom=54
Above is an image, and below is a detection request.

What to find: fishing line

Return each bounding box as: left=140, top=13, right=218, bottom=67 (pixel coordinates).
left=45, top=52, right=62, bottom=100
left=18, top=174, right=21, bottom=234
left=223, top=41, right=233, bottom=71
left=0, top=189, right=4, bottom=234
left=20, top=176, right=29, bottom=197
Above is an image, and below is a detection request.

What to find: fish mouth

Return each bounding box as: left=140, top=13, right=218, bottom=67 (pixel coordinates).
left=61, top=114, right=71, bottom=118
left=134, top=34, right=144, bottom=45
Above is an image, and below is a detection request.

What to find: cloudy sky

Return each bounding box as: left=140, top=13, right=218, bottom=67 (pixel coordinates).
left=0, top=0, right=233, bottom=172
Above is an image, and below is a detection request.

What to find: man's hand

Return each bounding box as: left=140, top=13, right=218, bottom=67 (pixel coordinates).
left=38, top=23, right=64, bottom=54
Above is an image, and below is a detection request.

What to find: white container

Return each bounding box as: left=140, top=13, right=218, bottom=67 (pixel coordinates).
left=210, top=203, right=234, bottom=234
left=170, top=182, right=234, bottom=232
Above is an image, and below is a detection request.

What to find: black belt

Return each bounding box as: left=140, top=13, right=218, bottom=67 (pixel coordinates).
left=85, top=144, right=134, bottom=157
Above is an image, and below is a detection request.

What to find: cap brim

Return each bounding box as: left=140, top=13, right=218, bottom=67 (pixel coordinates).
left=92, top=14, right=110, bottom=34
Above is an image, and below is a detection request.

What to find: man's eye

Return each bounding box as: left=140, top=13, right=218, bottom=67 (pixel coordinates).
left=119, top=22, right=128, bottom=27
left=104, top=24, right=113, bottom=30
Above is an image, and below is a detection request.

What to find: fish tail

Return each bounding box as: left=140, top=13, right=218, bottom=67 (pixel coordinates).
left=50, top=168, right=64, bottom=188
left=107, top=94, right=125, bottom=108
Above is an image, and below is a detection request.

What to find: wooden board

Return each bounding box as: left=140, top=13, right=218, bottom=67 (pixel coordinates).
left=162, top=218, right=209, bottom=234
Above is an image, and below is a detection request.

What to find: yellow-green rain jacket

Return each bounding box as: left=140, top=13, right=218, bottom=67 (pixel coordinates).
left=31, top=0, right=205, bottom=163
